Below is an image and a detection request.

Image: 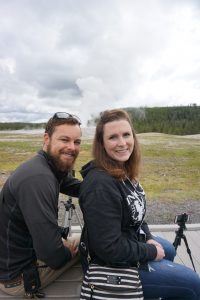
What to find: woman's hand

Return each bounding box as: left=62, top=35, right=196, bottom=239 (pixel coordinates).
left=146, top=239, right=163, bottom=248
left=147, top=239, right=165, bottom=261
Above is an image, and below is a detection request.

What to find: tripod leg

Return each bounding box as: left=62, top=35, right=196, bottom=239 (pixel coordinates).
left=68, top=208, right=73, bottom=237
left=63, top=210, right=68, bottom=228
left=173, top=233, right=182, bottom=251
left=182, top=234, right=196, bottom=272
left=74, top=209, right=83, bottom=230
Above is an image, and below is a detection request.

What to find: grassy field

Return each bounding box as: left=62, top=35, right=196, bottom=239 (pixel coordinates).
left=0, top=131, right=199, bottom=205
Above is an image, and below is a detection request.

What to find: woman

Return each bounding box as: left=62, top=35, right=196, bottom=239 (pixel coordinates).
left=79, top=109, right=200, bottom=300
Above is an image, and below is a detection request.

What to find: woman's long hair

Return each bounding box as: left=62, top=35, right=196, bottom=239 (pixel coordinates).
left=93, top=109, right=141, bottom=181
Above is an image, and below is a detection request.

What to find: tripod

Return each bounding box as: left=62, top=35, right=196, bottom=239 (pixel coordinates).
left=173, top=221, right=196, bottom=272
left=60, top=196, right=83, bottom=239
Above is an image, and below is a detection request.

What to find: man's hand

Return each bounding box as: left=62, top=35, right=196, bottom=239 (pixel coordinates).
left=62, top=233, right=80, bottom=258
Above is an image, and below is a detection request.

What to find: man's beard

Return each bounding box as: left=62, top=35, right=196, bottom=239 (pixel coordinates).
left=46, top=145, right=77, bottom=173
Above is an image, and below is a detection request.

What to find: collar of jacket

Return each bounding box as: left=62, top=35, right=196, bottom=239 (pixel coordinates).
left=80, top=160, right=96, bottom=178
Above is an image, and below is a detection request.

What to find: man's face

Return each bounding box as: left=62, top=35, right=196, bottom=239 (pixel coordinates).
left=43, top=124, right=81, bottom=172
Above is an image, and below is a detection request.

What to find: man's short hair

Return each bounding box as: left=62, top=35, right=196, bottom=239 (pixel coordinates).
left=45, top=112, right=81, bottom=137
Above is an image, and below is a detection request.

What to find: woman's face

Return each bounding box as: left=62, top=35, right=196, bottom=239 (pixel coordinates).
left=103, top=119, right=134, bottom=162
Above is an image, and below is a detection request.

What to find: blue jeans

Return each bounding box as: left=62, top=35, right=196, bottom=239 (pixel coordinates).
left=139, top=235, right=200, bottom=300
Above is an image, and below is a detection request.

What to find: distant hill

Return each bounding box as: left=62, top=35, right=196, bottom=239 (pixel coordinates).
left=88, top=105, right=200, bottom=135
left=0, top=122, right=45, bottom=131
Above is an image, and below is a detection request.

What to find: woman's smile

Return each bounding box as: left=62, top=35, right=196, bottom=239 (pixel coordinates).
left=103, top=119, right=134, bottom=162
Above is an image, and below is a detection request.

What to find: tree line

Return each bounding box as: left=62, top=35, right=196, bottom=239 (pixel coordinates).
left=126, top=105, right=200, bottom=135
left=0, top=105, right=200, bottom=135
left=0, top=122, right=45, bottom=131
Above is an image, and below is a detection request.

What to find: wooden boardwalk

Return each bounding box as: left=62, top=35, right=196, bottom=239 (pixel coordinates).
left=0, top=223, right=199, bottom=300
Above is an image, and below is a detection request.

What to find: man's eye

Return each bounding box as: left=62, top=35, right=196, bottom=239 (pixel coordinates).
left=60, top=139, right=69, bottom=143
left=75, top=140, right=81, bottom=145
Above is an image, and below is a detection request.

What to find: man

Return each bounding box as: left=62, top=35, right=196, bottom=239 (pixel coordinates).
left=0, top=112, right=82, bottom=297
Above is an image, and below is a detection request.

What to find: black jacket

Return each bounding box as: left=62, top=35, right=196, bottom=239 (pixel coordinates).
left=0, top=150, right=80, bottom=280
left=79, top=161, right=157, bottom=270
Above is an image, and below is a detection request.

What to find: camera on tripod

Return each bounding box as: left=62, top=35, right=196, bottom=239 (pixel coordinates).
left=174, top=213, right=189, bottom=225
left=59, top=170, right=83, bottom=239
left=173, top=212, right=196, bottom=272
left=60, top=196, right=83, bottom=239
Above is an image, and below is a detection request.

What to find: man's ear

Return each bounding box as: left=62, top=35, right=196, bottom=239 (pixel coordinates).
left=43, top=133, right=50, bottom=150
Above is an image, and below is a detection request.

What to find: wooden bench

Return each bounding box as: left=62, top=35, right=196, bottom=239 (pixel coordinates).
left=1, top=224, right=199, bottom=299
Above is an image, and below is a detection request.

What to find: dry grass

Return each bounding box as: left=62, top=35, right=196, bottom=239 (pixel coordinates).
left=138, top=133, right=200, bottom=203
left=0, top=131, right=199, bottom=204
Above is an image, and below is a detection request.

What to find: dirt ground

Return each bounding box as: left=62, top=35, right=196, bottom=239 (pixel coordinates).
left=58, top=195, right=200, bottom=226
left=145, top=199, right=200, bottom=224
left=1, top=173, right=199, bottom=225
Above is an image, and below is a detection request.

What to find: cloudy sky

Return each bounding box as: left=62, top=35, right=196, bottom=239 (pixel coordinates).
left=0, top=0, right=200, bottom=125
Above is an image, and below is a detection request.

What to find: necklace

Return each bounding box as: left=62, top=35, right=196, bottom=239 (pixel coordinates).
left=122, top=178, right=135, bottom=195
left=124, top=176, right=137, bottom=189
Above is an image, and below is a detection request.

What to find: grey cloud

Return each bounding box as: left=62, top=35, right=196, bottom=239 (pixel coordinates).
left=0, top=0, right=200, bottom=124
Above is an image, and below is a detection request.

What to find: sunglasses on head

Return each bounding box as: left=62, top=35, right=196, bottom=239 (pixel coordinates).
left=52, top=112, right=81, bottom=125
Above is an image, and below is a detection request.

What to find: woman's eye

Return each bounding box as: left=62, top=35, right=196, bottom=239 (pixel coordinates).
left=124, top=132, right=131, bottom=137
left=109, top=135, right=117, bottom=140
